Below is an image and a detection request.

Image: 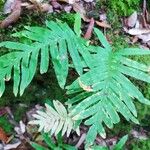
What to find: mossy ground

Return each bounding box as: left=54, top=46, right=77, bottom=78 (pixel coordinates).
left=130, top=139, right=150, bottom=150
left=0, top=115, right=13, bottom=134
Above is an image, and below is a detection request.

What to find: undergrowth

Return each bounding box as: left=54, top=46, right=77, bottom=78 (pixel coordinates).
left=0, top=13, right=150, bottom=148
left=0, top=115, right=13, bottom=134
left=97, top=0, right=141, bottom=16
left=130, top=139, right=150, bottom=150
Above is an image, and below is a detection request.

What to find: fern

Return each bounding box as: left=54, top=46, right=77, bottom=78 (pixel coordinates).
left=0, top=19, right=93, bottom=96
left=0, top=14, right=150, bottom=146
left=66, top=28, right=150, bottom=144
left=29, top=100, right=80, bottom=137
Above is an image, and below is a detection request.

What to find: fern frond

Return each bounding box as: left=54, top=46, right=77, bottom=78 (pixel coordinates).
left=0, top=21, right=93, bottom=96
left=1, top=18, right=150, bottom=146
left=29, top=100, right=79, bottom=137
left=66, top=28, right=150, bottom=144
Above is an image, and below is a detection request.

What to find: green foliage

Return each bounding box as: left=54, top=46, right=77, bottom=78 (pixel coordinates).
left=0, top=0, right=4, bottom=11
left=85, top=135, right=128, bottom=149
left=107, top=122, right=132, bottom=138
left=46, top=13, right=75, bottom=28
left=31, top=133, right=77, bottom=150
left=66, top=29, right=150, bottom=144
left=113, top=135, right=128, bottom=150
left=14, top=106, right=28, bottom=122
left=0, top=14, right=150, bottom=147
left=130, top=139, right=150, bottom=150
left=0, top=115, right=13, bottom=134
left=109, top=0, right=140, bottom=16
left=74, top=13, right=81, bottom=37
left=0, top=20, right=90, bottom=96
left=31, top=132, right=128, bottom=150
left=130, top=55, right=150, bottom=122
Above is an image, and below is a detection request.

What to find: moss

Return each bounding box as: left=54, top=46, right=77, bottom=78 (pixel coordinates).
left=46, top=12, right=75, bottom=27
left=0, top=12, right=76, bottom=44
left=96, top=0, right=141, bottom=16
left=13, top=106, right=27, bottom=122
left=107, top=120, right=132, bottom=138
left=106, top=10, right=129, bottom=51
left=0, top=115, right=13, bottom=134
left=130, top=139, right=150, bottom=150
left=0, top=0, right=4, bottom=11
left=108, top=0, right=141, bottom=16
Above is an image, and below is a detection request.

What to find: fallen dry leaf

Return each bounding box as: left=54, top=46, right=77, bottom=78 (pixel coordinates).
left=139, top=44, right=150, bottom=50
left=4, top=141, right=21, bottom=150
left=0, top=108, right=7, bottom=116
left=131, top=36, right=139, bottom=44
left=84, top=18, right=95, bottom=39
left=64, top=5, right=72, bottom=13
left=141, top=14, right=147, bottom=28
left=15, top=121, right=26, bottom=135
left=127, top=11, right=137, bottom=27
left=3, top=0, right=16, bottom=14
left=29, top=0, right=44, bottom=3
left=0, top=0, right=21, bottom=28
left=131, top=129, right=148, bottom=140
left=73, top=3, right=89, bottom=22
left=127, top=28, right=150, bottom=35
left=99, top=13, right=107, bottom=21
left=145, top=9, right=150, bottom=23
left=137, top=33, right=150, bottom=43
left=59, top=0, right=75, bottom=4
left=27, top=0, right=44, bottom=12
left=51, top=0, right=62, bottom=9
left=96, top=20, right=111, bottom=28
left=5, top=107, right=14, bottom=119
left=135, top=20, right=140, bottom=28
left=41, top=3, right=53, bottom=13
left=0, top=127, right=8, bottom=143
left=75, top=133, right=86, bottom=148
left=12, top=140, right=34, bottom=150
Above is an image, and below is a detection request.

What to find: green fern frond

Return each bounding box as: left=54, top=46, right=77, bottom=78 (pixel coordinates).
left=1, top=17, right=150, bottom=147
left=66, top=28, right=150, bottom=144
left=29, top=100, right=80, bottom=137
left=0, top=21, right=93, bottom=96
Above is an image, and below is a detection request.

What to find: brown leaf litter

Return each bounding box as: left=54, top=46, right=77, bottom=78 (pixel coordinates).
left=0, top=0, right=21, bottom=28
left=124, top=0, right=150, bottom=48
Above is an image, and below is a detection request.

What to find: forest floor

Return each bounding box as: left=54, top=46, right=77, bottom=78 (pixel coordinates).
left=0, top=0, right=150, bottom=149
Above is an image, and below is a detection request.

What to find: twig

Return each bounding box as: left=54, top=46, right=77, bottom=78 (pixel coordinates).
left=75, top=133, right=86, bottom=148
